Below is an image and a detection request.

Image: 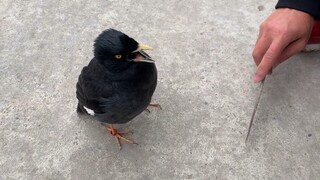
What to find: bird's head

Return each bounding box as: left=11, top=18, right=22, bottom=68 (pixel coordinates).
left=93, top=29, right=154, bottom=68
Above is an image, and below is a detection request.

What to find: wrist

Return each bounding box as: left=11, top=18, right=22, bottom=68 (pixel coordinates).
left=276, top=8, right=314, bottom=21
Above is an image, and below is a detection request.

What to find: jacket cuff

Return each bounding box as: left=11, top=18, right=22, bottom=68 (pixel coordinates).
left=276, top=0, right=320, bottom=20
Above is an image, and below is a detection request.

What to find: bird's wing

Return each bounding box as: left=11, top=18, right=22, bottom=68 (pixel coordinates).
left=76, top=59, right=114, bottom=113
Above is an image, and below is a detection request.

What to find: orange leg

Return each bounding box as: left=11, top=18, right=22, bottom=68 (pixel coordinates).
left=149, top=102, right=162, bottom=110
left=105, top=124, right=136, bottom=150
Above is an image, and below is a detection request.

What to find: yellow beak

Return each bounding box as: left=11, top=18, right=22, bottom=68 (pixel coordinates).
left=133, top=44, right=153, bottom=52
left=132, top=44, right=154, bottom=63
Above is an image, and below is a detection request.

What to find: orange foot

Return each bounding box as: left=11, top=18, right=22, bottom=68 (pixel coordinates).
left=105, top=124, right=137, bottom=150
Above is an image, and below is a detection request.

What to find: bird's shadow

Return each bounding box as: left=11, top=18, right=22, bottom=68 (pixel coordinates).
left=72, top=80, right=208, bottom=157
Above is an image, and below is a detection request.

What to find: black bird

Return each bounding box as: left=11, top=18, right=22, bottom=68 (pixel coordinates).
left=76, top=29, right=159, bottom=149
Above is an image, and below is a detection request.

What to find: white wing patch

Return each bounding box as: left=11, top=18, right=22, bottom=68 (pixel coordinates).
left=83, top=106, right=95, bottom=116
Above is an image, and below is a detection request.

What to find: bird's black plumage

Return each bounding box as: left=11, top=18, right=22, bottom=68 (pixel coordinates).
left=76, top=29, right=157, bottom=124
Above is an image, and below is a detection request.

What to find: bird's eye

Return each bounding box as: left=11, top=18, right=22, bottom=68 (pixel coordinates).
left=115, top=54, right=122, bottom=59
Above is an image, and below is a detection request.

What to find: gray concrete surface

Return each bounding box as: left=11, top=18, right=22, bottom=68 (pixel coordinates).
left=1, top=0, right=320, bottom=179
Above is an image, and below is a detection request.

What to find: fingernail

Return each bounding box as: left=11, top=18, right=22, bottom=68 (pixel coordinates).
left=253, top=74, right=263, bottom=83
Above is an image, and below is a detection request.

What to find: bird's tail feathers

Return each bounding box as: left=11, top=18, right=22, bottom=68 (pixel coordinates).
left=77, top=103, right=85, bottom=114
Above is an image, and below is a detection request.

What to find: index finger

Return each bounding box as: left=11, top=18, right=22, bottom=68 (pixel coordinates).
left=253, top=41, right=285, bottom=82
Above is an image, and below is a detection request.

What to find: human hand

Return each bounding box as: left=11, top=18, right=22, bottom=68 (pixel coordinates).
left=252, top=8, right=314, bottom=82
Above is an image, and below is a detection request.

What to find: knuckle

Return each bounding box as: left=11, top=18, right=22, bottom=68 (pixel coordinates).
left=261, top=21, right=289, bottom=36
left=264, top=51, right=275, bottom=61
left=259, top=22, right=267, bottom=30
left=278, top=27, right=289, bottom=36
left=262, top=21, right=274, bottom=32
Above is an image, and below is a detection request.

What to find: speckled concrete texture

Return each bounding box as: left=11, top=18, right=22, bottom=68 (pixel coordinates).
left=1, top=0, right=320, bottom=179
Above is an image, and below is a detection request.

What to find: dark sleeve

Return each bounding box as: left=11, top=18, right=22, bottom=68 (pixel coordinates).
left=276, top=0, right=320, bottom=20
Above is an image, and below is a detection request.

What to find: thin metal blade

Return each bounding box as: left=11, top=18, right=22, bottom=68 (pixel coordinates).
left=245, top=78, right=265, bottom=143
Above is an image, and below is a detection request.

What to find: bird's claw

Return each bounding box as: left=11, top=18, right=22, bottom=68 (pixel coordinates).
left=105, top=125, right=136, bottom=150
left=144, top=108, right=151, bottom=113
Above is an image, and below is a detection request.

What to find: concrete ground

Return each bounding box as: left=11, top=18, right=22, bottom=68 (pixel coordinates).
left=1, top=0, right=320, bottom=179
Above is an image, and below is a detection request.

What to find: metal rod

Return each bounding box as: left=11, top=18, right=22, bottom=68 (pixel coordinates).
left=245, top=78, right=265, bottom=143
